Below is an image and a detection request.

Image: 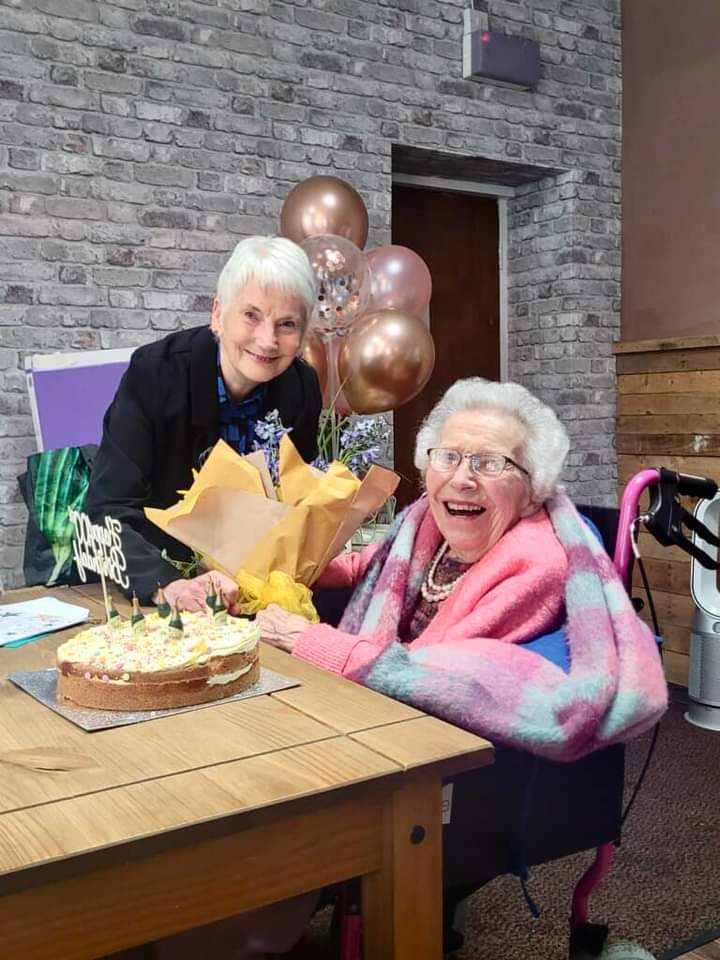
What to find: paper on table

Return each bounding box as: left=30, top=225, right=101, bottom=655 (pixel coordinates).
left=0, top=597, right=89, bottom=647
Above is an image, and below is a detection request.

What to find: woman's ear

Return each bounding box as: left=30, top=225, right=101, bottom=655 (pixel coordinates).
left=210, top=297, right=223, bottom=336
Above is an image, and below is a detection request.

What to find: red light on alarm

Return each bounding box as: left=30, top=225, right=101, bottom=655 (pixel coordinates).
left=464, top=29, right=540, bottom=89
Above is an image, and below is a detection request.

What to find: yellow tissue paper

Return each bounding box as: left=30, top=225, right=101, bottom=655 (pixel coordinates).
left=145, top=435, right=399, bottom=615
left=235, top=570, right=319, bottom=622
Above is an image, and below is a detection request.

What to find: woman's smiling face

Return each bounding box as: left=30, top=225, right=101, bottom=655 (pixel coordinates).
left=425, top=409, right=532, bottom=563
left=211, top=278, right=305, bottom=400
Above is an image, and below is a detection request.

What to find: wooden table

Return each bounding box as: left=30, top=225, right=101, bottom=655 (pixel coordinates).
left=0, top=584, right=493, bottom=960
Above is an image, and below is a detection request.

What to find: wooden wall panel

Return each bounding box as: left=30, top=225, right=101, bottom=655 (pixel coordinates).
left=614, top=335, right=720, bottom=688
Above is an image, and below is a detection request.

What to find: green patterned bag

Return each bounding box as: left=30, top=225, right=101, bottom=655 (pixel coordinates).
left=18, top=445, right=97, bottom=587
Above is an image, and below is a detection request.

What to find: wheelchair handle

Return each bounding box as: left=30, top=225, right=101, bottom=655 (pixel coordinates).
left=615, top=468, right=720, bottom=586
left=614, top=469, right=660, bottom=586
left=664, top=469, right=717, bottom=501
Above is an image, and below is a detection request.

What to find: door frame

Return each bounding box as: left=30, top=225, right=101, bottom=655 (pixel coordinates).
left=391, top=173, right=512, bottom=381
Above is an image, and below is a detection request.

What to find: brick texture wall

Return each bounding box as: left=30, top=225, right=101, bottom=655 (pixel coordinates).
left=0, top=0, right=621, bottom=589
left=508, top=168, right=620, bottom=505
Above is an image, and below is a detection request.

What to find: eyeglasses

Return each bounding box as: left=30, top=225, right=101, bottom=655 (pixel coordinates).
left=427, top=448, right=530, bottom=479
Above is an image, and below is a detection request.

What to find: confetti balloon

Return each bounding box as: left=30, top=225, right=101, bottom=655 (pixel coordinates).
left=301, top=234, right=371, bottom=339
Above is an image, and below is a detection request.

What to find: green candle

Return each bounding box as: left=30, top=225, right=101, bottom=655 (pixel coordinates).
left=156, top=583, right=171, bottom=618
left=168, top=603, right=184, bottom=639
left=206, top=579, right=218, bottom=613
left=131, top=593, right=146, bottom=631
left=105, top=595, right=121, bottom=627
left=213, top=587, right=228, bottom=624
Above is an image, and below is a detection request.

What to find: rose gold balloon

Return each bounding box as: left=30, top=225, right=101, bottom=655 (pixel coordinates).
left=299, top=330, right=328, bottom=395
left=338, top=310, right=435, bottom=414
left=366, top=245, right=432, bottom=319
left=281, top=176, right=369, bottom=249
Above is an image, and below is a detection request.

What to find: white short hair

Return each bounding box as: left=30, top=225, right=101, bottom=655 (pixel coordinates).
left=414, top=378, right=570, bottom=505
left=216, top=236, right=317, bottom=326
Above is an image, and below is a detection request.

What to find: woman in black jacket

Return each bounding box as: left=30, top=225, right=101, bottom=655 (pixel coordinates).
left=86, top=236, right=322, bottom=609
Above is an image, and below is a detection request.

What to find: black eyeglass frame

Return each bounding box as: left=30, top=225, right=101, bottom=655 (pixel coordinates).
left=426, top=447, right=531, bottom=479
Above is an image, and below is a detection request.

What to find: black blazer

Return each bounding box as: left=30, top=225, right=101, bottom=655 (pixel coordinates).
left=86, top=325, right=322, bottom=603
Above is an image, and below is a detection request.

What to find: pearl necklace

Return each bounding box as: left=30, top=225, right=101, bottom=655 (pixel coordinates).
left=420, top=540, right=468, bottom=603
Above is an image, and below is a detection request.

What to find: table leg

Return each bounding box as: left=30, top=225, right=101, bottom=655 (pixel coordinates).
left=361, top=775, right=443, bottom=959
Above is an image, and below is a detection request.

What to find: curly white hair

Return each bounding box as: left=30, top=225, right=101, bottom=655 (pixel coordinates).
left=414, top=377, right=569, bottom=505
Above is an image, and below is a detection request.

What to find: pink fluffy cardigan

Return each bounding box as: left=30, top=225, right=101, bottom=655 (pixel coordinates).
left=293, top=508, right=568, bottom=677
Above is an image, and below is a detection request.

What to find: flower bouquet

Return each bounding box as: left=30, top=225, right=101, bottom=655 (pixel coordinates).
left=145, top=428, right=399, bottom=618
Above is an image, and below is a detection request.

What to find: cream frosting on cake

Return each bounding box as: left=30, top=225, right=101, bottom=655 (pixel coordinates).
left=58, top=611, right=257, bottom=676
left=56, top=608, right=260, bottom=711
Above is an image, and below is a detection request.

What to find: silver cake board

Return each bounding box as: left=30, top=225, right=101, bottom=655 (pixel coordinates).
left=8, top=667, right=301, bottom=732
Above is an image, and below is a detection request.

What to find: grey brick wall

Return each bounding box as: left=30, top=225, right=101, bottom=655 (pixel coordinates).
left=508, top=166, right=621, bottom=505
left=0, top=0, right=621, bottom=589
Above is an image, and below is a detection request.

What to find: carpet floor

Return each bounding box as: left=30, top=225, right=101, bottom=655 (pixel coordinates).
left=291, top=686, right=720, bottom=960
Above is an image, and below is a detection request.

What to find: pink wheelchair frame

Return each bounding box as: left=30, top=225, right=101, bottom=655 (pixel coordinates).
left=569, top=468, right=660, bottom=939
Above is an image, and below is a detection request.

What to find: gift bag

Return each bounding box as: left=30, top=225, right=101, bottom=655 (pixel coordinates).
left=17, top=445, right=98, bottom=587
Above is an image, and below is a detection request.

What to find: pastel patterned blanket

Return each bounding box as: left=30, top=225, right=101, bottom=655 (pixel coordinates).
left=337, top=493, right=667, bottom=761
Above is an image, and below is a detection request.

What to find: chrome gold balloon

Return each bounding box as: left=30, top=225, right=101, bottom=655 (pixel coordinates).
left=280, top=175, right=369, bottom=249
left=338, top=310, right=435, bottom=414
left=299, top=329, right=329, bottom=395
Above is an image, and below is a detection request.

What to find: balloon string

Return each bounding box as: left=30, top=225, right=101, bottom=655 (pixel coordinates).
left=332, top=407, right=340, bottom=462
left=317, top=339, right=352, bottom=465
left=324, top=336, right=351, bottom=411
left=317, top=406, right=351, bottom=464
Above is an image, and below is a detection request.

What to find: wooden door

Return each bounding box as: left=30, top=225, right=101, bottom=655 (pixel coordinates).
left=391, top=186, right=500, bottom=508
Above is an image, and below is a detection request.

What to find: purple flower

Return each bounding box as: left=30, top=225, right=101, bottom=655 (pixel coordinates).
left=311, top=455, right=330, bottom=472
left=252, top=409, right=292, bottom=485
left=334, top=415, right=390, bottom=478
left=256, top=408, right=390, bottom=483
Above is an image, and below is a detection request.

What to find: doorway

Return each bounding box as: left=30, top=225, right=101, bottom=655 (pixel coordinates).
left=391, top=184, right=501, bottom=508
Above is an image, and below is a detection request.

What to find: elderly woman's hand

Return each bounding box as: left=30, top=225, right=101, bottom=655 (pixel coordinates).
left=160, top=571, right=240, bottom=614
left=256, top=603, right=311, bottom=654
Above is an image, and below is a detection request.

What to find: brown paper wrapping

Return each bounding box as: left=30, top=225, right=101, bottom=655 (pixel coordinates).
left=145, top=437, right=399, bottom=586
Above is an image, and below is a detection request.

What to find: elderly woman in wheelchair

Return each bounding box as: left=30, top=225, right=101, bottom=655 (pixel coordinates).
left=258, top=376, right=667, bottom=762
left=253, top=377, right=669, bottom=957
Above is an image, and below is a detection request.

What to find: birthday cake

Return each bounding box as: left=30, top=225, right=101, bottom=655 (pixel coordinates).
left=56, top=591, right=260, bottom=712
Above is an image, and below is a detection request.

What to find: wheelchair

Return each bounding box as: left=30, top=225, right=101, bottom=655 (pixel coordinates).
left=314, top=467, right=720, bottom=958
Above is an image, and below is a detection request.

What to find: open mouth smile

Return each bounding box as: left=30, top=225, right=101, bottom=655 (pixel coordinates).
left=245, top=350, right=278, bottom=364
left=443, top=502, right=486, bottom=518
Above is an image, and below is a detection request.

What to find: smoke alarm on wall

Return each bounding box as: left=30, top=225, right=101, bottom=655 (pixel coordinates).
left=462, top=12, right=540, bottom=90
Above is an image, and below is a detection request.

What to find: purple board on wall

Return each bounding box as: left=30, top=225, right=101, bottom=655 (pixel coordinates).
left=25, top=348, right=134, bottom=452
